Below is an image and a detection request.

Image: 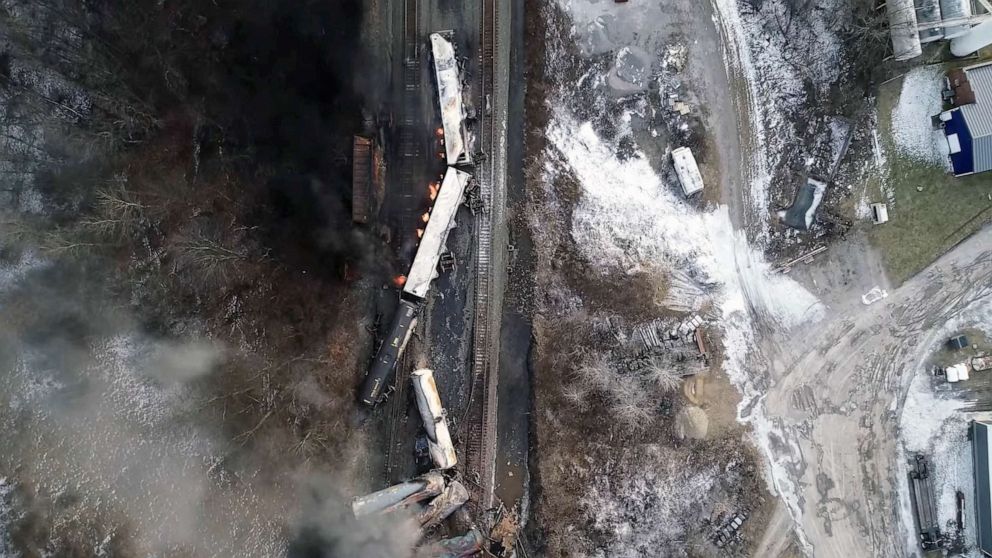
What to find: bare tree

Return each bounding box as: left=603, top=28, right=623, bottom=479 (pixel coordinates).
left=560, top=382, right=588, bottom=405
left=643, top=358, right=684, bottom=393
left=608, top=375, right=652, bottom=432
left=80, top=180, right=145, bottom=239
left=573, top=352, right=613, bottom=392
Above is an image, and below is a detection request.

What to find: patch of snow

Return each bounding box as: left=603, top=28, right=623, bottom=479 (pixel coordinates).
left=891, top=66, right=949, bottom=166
left=712, top=0, right=845, bottom=239
left=710, top=0, right=774, bottom=238
left=579, top=446, right=719, bottom=555
left=550, top=114, right=824, bottom=330
left=895, top=296, right=992, bottom=556
left=0, top=250, right=49, bottom=293
left=855, top=192, right=873, bottom=220
left=900, top=368, right=967, bottom=453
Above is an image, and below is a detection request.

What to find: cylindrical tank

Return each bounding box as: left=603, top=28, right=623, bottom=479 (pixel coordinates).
left=952, top=19, right=992, bottom=57
left=917, top=0, right=944, bottom=43
left=358, top=299, right=420, bottom=406
left=940, top=0, right=973, bottom=39
left=416, top=480, right=469, bottom=529
left=888, top=0, right=923, bottom=60
left=411, top=369, right=458, bottom=470
left=351, top=471, right=446, bottom=517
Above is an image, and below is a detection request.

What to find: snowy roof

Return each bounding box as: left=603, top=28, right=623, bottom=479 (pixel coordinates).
left=430, top=33, right=471, bottom=166
left=403, top=169, right=472, bottom=299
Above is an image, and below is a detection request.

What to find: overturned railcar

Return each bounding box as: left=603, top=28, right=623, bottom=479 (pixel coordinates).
left=404, top=168, right=473, bottom=299
left=358, top=168, right=473, bottom=408
left=359, top=299, right=420, bottom=406
left=412, top=368, right=458, bottom=469
left=430, top=32, right=472, bottom=167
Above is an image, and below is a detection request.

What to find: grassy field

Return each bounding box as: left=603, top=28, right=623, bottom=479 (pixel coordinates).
left=870, top=73, right=992, bottom=285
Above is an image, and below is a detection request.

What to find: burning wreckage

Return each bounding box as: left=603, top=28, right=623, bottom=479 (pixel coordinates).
left=357, top=167, right=473, bottom=405
left=352, top=32, right=485, bottom=557
left=358, top=31, right=474, bottom=407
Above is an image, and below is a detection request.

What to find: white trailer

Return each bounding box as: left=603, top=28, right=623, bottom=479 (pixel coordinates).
left=430, top=32, right=472, bottom=166
left=403, top=169, right=472, bottom=300
left=411, top=369, right=458, bottom=470
left=672, top=147, right=704, bottom=197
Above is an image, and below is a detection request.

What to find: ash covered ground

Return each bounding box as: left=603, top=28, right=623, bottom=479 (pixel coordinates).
left=0, top=0, right=412, bottom=556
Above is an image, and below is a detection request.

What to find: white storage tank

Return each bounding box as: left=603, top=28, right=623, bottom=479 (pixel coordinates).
left=952, top=19, right=992, bottom=57
left=917, top=0, right=945, bottom=43
left=940, top=0, right=973, bottom=39
left=888, top=0, right=923, bottom=60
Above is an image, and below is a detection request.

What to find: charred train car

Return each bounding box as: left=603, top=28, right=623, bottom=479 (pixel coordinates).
left=358, top=168, right=473, bottom=406
left=358, top=31, right=473, bottom=408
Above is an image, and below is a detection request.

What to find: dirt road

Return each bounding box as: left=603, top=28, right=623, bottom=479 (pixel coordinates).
left=753, top=228, right=992, bottom=557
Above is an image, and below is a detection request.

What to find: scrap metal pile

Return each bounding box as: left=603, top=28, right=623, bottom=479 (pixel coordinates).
left=353, top=368, right=482, bottom=557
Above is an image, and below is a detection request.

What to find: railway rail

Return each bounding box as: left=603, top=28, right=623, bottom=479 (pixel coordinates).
left=380, top=0, right=422, bottom=485
left=464, top=0, right=502, bottom=514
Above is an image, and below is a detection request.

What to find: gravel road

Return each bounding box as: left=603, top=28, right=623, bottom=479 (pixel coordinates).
left=754, top=227, right=992, bottom=557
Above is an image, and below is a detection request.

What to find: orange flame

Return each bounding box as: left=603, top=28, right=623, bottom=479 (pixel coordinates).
left=428, top=183, right=439, bottom=201
left=435, top=127, right=444, bottom=137
left=416, top=228, right=424, bottom=238
left=393, top=275, right=407, bottom=287
left=421, top=212, right=430, bottom=223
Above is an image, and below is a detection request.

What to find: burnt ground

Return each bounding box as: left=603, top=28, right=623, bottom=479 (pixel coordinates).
left=0, top=0, right=405, bottom=555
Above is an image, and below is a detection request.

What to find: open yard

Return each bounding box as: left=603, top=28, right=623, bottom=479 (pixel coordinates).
left=870, top=70, right=992, bottom=285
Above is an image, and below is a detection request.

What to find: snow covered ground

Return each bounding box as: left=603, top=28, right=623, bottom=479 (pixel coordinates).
left=545, top=102, right=824, bottom=554
left=891, top=66, right=950, bottom=167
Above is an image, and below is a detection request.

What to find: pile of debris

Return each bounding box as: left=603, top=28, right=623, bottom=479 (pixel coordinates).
left=607, top=314, right=710, bottom=375
left=353, top=367, right=486, bottom=557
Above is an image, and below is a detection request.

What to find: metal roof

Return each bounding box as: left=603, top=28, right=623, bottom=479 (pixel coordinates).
left=961, top=64, right=992, bottom=139
left=957, top=64, right=992, bottom=173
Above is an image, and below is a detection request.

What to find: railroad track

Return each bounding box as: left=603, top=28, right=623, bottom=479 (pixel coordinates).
left=464, top=0, right=502, bottom=515
left=381, top=0, right=422, bottom=485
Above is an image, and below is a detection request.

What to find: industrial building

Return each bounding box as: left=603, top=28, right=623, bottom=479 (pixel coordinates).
left=974, top=421, right=992, bottom=555
left=942, top=62, right=992, bottom=176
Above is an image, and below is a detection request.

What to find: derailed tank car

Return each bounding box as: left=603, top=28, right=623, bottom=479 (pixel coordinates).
left=357, top=168, right=474, bottom=408
left=359, top=299, right=419, bottom=405
left=430, top=32, right=472, bottom=167
left=411, top=368, right=458, bottom=469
